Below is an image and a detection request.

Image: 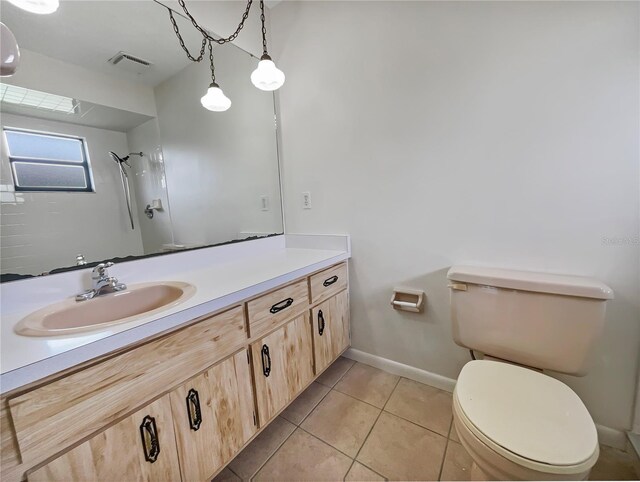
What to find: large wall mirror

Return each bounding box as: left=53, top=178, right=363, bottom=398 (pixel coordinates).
left=0, top=1, right=283, bottom=279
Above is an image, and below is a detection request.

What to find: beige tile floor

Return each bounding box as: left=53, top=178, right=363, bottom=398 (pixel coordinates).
left=215, top=357, right=640, bottom=482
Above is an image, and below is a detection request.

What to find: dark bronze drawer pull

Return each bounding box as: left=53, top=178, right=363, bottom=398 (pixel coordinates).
left=323, top=275, right=339, bottom=287
left=186, top=388, right=202, bottom=431
left=139, top=415, right=160, bottom=463
left=318, top=310, right=325, bottom=336
left=270, top=297, right=293, bottom=314
left=261, top=344, right=271, bottom=377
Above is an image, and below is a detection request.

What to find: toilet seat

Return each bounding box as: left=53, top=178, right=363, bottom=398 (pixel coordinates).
left=454, top=360, right=599, bottom=474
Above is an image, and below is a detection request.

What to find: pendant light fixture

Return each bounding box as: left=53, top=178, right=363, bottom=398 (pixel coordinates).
left=200, top=41, right=231, bottom=112
left=166, top=0, right=285, bottom=112
left=250, top=0, right=285, bottom=91
left=0, top=23, right=20, bottom=77
left=6, top=0, right=59, bottom=14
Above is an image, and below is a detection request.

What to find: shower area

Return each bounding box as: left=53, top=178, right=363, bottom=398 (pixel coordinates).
left=109, top=150, right=142, bottom=230
left=121, top=117, right=176, bottom=255
left=0, top=107, right=175, bottom=276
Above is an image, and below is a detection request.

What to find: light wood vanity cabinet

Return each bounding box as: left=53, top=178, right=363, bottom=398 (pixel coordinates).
left=312, top=290, right=350, bottom=374
left=2, top=261, right=349, bottom=482
left=8, top=306, right=246, bottom=468
left=29, top=395, right=181, bottom=482
left=170, top=349, right=257, bottom=482
left=251, top=313, right=315, bottom=425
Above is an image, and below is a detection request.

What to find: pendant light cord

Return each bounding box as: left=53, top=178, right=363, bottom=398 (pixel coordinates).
left=168, top=9, right=207, bottom=62
left=208, top=40, right=216, bottom=84
left=259, top=0, right=268, bottom=57
left=166, top=0, right=256, bottom=83
left=166, top=0, right=253, bottom=50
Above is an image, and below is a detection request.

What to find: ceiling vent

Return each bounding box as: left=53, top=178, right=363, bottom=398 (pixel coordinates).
left=107, top=51, right=153, bottom=75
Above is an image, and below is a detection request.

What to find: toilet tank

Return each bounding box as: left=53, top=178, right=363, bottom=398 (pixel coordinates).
left=447, top=266, right=613, bottom=376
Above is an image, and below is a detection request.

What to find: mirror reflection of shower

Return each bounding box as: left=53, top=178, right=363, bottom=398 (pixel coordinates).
left=109, top=151, right=143, bottom=230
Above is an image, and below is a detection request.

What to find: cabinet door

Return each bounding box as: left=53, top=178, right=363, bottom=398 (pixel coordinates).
left=251, top=313, right=314, bottom=425
left=312, top=290, right=350, bottom=373
left=28, top=395, right=180, bottom=482
left=170, top=350, right=257, bottom=482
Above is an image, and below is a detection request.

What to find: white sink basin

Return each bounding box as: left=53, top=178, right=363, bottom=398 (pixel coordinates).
left=14, top=282, right=196, bottom=337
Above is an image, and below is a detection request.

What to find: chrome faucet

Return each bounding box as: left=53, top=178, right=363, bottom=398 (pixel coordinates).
left=76, top=262, right=127, bottom=302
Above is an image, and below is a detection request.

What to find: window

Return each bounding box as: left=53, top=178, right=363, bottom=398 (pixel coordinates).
left=3, top=128, right=94, bottom=192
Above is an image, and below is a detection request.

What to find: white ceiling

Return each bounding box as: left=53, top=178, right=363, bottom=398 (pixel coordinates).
left=0, top=0, right=213, bottom=87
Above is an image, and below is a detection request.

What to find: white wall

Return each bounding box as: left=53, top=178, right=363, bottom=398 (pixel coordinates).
left=0, top=114, right=144, bottom=275
left=2, top=49, right=157, bottom=117
left=153, top=42, right=283, bottom=246
left=126, top=119, right=175, bottom=253
left=271, top=1, right=640, bottom=434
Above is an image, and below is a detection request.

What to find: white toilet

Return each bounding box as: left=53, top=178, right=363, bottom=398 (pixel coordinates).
left=447, top=265, right=614, bottom=481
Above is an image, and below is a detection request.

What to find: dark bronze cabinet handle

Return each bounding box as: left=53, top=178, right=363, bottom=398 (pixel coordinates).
left=261, top=344, right=271, bottom=377
left=270, top=297, right=293, bottom=314
left=318, top=310, right=325, bottom=336
left=139, top=415, right=160, bottom=463
left=323, top=275, right=339, bottom=287
left=186, top=388, right=202, bottom=431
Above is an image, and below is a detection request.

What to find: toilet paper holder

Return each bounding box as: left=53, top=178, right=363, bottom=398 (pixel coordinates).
left=390, top=288, right=425, bottom=313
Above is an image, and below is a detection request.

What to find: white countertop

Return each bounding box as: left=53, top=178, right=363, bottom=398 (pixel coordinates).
left=0, top=234, right=350, bottom=393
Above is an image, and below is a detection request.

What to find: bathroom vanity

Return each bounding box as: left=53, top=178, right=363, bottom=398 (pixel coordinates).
left=0, top=235, right=350, bottom=482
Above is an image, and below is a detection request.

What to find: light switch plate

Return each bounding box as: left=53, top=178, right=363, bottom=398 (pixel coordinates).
left=260, top=195, right=270, bottom=211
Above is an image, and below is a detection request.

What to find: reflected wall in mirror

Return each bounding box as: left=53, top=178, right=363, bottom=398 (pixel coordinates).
left=0, top=1, right=283, bottom=278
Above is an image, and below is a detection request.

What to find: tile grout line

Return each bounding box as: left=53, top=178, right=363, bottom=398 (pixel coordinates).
left=333, top=375, right=454, bottom=441
left=382, top=377, right=454, bottom=438
left=383, top=405, right=453, bottom=440
left=298, top=424, right=357, bottom=460
left=345, top=376, right=403, bottom=481
left=247, top=424, right=298, bottom=482
left=293, top=383, right=333, bottom=427
left=436, top=420, right=454, bottom=481
left=227, top=465, right=242, bottom=480
left=320, top=358, right=357, bottom=389
left=331, top=384, right=387, bottom=410
left=249, top=360, right=356, bottom=481
left=298, top=362, right=361, bottom=481
left=293, top=358, right=356, bottom=427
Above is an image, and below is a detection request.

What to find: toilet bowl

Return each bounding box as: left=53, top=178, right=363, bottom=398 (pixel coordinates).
left=452, top=360, right=599, bottom=481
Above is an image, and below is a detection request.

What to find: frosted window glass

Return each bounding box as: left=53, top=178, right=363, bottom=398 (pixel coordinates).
left=12, top=162, right=87, bottom=189
left=5, top=130, right=84, bottom=162
left=4, top=128, right=94, bottom=192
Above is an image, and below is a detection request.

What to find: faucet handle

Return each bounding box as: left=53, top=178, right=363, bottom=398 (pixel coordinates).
left=92, top=262, right=114, bottom=278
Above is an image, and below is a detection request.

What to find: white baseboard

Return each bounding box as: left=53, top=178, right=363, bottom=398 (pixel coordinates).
left=596, top=424, right=627, bottom=450
left=343, top=348, right=457, bottom=393
left=344, top=348, right=627, bottom=450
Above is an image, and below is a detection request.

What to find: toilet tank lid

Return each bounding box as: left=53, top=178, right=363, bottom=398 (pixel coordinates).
left=447, top=265, right=613, bottom=300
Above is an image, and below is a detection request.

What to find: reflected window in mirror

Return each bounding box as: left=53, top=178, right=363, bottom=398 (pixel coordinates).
left=4, top=128, right=94, bottom=192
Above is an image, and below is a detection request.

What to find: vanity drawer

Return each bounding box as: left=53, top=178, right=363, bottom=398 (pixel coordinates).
left=310, top=263, right=348, bottom=304
left=247, top=279, right=309, bottom=337
left=8, top=306, right=246, bottom=469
